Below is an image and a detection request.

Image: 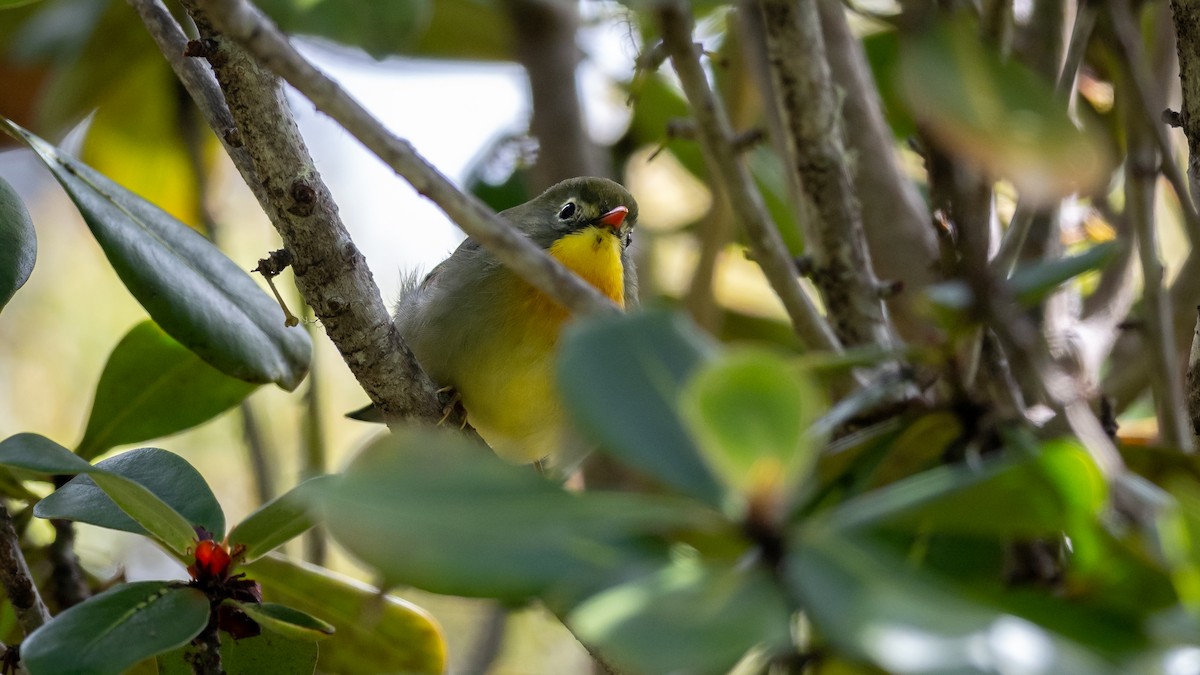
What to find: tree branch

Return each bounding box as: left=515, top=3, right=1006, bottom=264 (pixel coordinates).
left=132, top=0, right=454, bottom=429
left=815, top=0, right=938, bottom=344
left=0, top=504, right=49, bottom=635
left=751, top=0, right=896, bottom=351
left=1126, top=98, right=1193, bottom=450
left=189, top=0, right=618, bottom=321
left=655, top=1, right=841, bottom=353
left=503, top=0, right=600, bottom=188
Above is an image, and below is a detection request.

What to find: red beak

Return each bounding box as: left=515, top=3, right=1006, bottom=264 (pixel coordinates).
left=597, top=205, right=629, bottom=229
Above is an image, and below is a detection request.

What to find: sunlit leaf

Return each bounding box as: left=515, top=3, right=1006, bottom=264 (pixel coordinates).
left=319, top=430, right=705, bottom=603
left=228, top=476, right=330, bottom=563
left=22, top=581, right=209, bottom=675
left=681, top=350, right=824, bottom=511
left=558, top=311, right=724, bottom=506
left=0, top=174, right=35, bottom=314
left=0, top=117, right=312, bottom=390
left=35, top=447, right=225, bottom=547
left=76, top=320, right=258, bottom=460
left=245, top=555, right=446, bottom=674
left=570, top=560, right=791, bottom=675
left=897, top=17, right=1112, bottom=205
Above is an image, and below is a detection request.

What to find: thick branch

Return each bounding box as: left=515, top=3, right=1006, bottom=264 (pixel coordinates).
left=1174, top=0, right=1200, bottom=205
left=170, top=0, right=452, bottom=428
left=190, top=0, right=618, bottom=321
left=0, top=505, right=49, bottom=634
left=133, top=0, right=450, bottom=428
left=815, top=0, right=938, bottom=344
left=656, top=2, right=841, bottom=352
left=754, top=0, right=895, bottom=351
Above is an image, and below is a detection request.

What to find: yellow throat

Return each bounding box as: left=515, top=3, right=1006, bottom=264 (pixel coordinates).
left=547, top=225, right=625, bottom=308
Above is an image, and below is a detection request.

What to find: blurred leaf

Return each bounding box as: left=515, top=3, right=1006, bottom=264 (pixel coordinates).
left=862, top=27, right=917, bottom=139
left=22, top=581, right=209, bottom=675
left=1159, top=478, right=1200, bottom=611
left=0, top=0, right=44, bottom=8
left=36, top=447, right=225, bottom=547
left=255, top=0, right=511, bottom=61
left=788, top=533, right=1119, bottom=674
left=255, top=0, right=427, bottom=58
left=18, top=0, right=156, bottom=134
left=232, top=601, right=334, bottom=641
left=228, top=476, right=330, bottom=563
left=624, top=73, right=705, bottom=177
left=0, top=432, right=93, bottom=474
left=76, top=320, right=258, bottom=460
left=570, top=560, right=792, bottom=675
left=681, top=350, right=823, bottom=509
left=748, top=147, right=805, bottom=254
left=81, top=57, right=206, bottom=224
left=558, top=311, right=724, bottom=506
left=157, top=633, right=319, bottom=675
left=864, top=412, right=962, bottom=489
left=0, top=175, right=35, bottom=314
left=816, top=439, right=1106, bottom=538
left=897, top=17, right=1112, bottom=205
left=1009, top=242, right=1117, bottom=307
left=245, top=555, right=446, bottom=674
left=320, top=430, right=707, bottom=603
left=0, top=117, right=312, bottom=390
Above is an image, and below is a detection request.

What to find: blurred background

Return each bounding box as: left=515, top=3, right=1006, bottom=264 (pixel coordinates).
left=0, top=0, right=1186, bottom=671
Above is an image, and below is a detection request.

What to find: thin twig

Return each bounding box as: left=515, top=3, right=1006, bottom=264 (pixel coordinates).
left=300, top=319, right=327, bottom=565
left=0, top=504, right=49, bottom=634
left=1126, top=99, right=1193, bottom=450
left=655, top=1, right=842, bottom=352
left=752, top=0, right=895, bottom=351
left=189, top=0, right=618, bottom=320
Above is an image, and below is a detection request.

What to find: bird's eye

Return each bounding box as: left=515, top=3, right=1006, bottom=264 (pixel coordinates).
left=557, top=202, right=576, bottom=220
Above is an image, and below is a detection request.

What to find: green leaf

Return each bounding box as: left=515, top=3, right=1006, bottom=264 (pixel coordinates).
left=245, top=555, right=446, bottom=674
left=570, top=560, right=792, bottom=675
left=36, top=447, right=225, bottom=545
left=787, top=533, right=1119, bottom=674
left=86, top=471, right=198, bottom=555
left=228, top=476, right=330, bottom=563
left=76, top=320, right=258, bottom=460
left=1009, top=242, right=1117, bottom=306
left=817, top=439, right=1106, bottom=538
left=319, top=430, right=706, bottom=602
left=232, top=601, right=334, bottom=640
left=157, top=633, right=319, bottom=675
left=254, top=0, right=512, bottom=61
left=897, top=17, right=1112, bottom=205
left=558, top=311, right=725, bottom=506
left=0, top=117, right=311, bottom=390
left=0, top=0, right=45, bottom=8
left=681, top=350, right=823, bottom=509
left=0, top=175, right=35, bottom=314
left=0, top=433, right=94, bottom=475
left=22, top=581, right=209, bottom=675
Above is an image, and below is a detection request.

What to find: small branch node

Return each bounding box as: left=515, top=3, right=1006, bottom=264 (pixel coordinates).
left=1164, top=108, right=1184, bottom=128
left=253, top=249, right=300, bottom=327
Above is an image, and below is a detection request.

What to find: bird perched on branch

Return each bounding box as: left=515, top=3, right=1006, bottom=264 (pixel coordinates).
left=353, top=176, right=638, bottom=464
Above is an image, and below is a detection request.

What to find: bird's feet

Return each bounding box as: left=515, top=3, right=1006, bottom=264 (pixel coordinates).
left=436, top=386, right=467, bottom=428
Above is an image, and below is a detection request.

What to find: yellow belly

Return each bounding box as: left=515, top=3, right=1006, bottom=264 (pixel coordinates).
left=456, top=226, right=625, bottom=462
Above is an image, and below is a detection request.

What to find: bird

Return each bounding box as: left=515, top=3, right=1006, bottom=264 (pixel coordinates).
left=355, top=176, right=638, bottom=465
